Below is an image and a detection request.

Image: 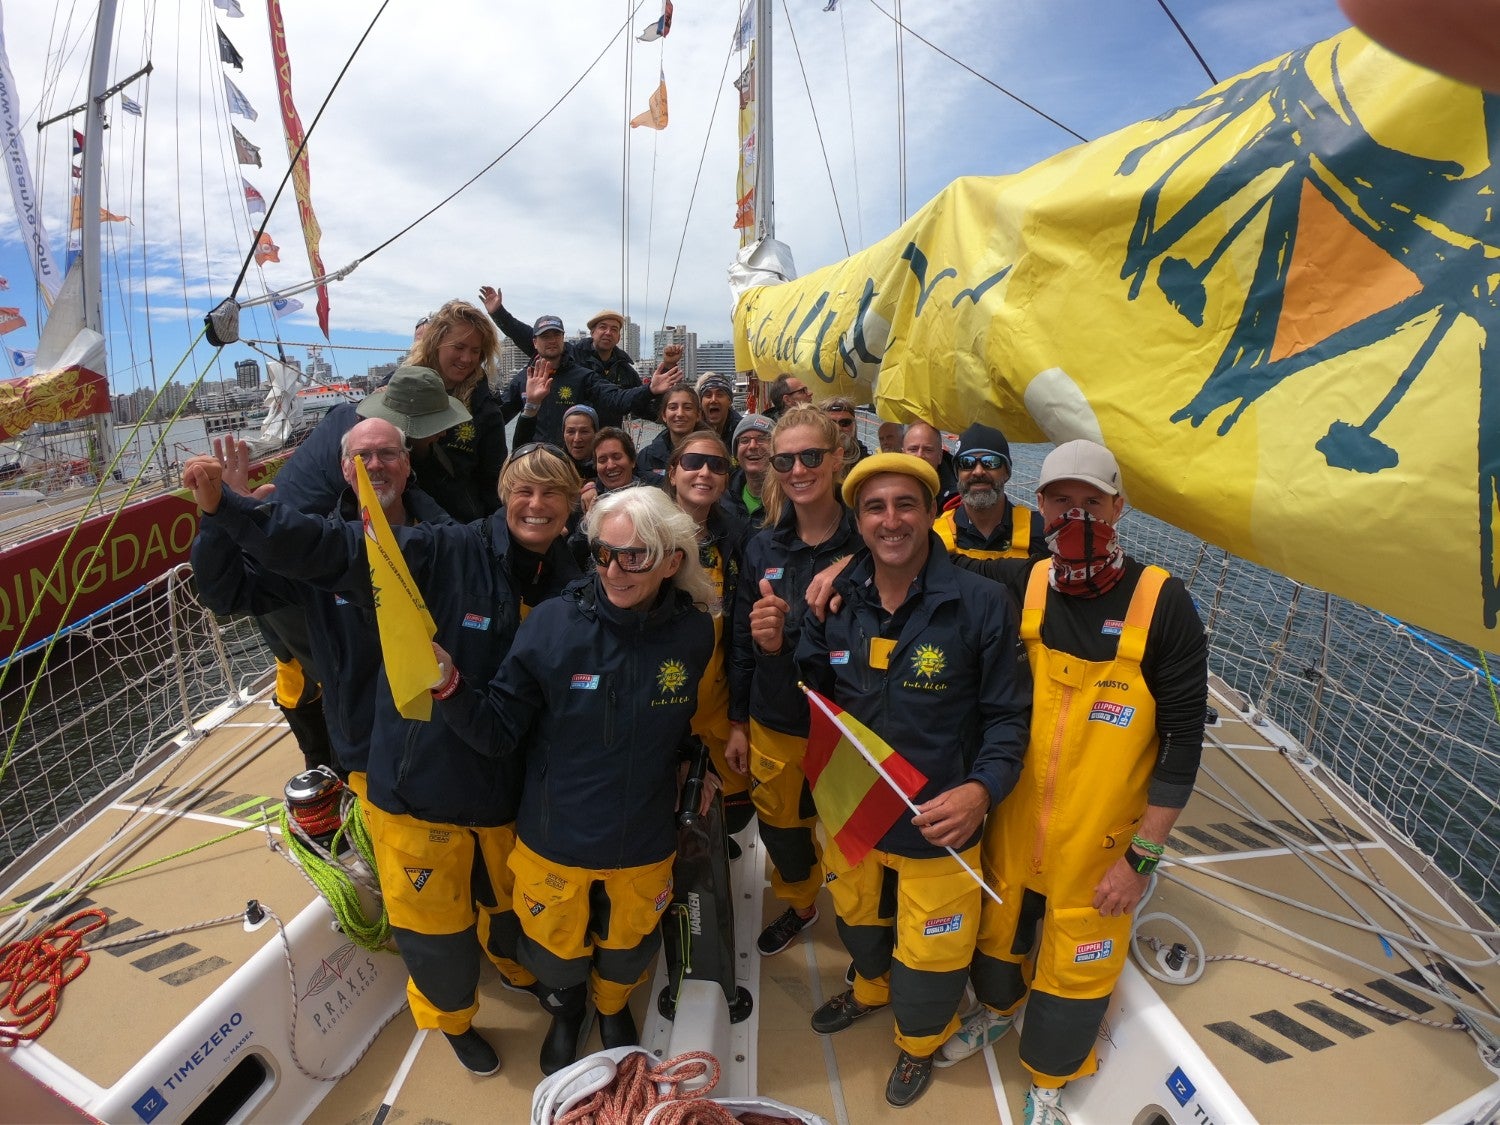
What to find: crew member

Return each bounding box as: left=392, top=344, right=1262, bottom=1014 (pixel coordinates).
left=934, top=423, right=1044, bottom=561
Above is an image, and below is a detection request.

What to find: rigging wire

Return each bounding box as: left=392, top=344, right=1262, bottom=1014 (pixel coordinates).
left=622, top=0, right=634, bottom=321
left=1156, top=0, right=1219, bottom=86
left=836, top=2, right=865, bottom=247
left=893, top=0, right=906, bottom=222
left=657, top=21, right=740, bottom=331
left=355, top=1, right=648, bottom=269
left=862, top=0, right=1089, bottom=145
left=780, top=0, right=849, bottom=256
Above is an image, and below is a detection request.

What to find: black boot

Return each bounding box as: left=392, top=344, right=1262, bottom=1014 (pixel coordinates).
left=598, top=1006, right=637, bottom=1048
left=539, top=983, right=590, bottom=1076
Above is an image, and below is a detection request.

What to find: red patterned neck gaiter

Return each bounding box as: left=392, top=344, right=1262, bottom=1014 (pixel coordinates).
left=1044, top=508, right=1126, bottom=597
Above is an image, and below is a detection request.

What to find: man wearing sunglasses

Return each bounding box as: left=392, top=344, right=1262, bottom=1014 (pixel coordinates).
left=935, top=423, right=1045, bottom=562
left=822, top=397, right=870, bottom=465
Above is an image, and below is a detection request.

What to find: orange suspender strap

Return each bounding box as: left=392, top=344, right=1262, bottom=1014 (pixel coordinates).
left=934, top=509, right=959, bottom=551
left=1116, top=565, right=1170, bottom=665
left=1011, top=505, right=1032, bottom=553
left=1020, top=559, right=1051, bottom=642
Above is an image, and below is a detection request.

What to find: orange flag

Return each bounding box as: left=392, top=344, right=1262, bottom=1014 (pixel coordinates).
left=631, top=78, right=668, bottom=130
left=254, top=232, right=281, bottom=264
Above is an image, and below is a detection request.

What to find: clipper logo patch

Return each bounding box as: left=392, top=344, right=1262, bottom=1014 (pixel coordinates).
left=924, top=913, right=963, bottom=936
left=1100, top=618, right=1125, bottom=636
left=1088, top=701, right=1136, bottom=727
left=829, top=650, right=850, bottom=665
left=462, top=613, right=490, bottom=630
left=654, top=885, right=673, bottom=912
left=762, top=567, right=784, bottom=580
left=405, top=867, right=432, bottom=892
left=1074, top=939, right=1114, bottom=962
left=571, top=674, right=601, bottom=690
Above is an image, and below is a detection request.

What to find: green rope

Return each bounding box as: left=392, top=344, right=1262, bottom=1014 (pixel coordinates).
left=278, top=796, right=390, bottom=951
left=1478, top=649, right=1500, bottom=725
left=0, top=812, right=274, bottom=916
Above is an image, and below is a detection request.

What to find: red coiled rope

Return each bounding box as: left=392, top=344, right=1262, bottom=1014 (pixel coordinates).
left=0, top=909, right=109, bottom=1046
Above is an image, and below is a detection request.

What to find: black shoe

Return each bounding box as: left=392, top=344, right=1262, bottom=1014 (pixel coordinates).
left=810, top=988, right=885, bottom=1034
left=598, top=1007, right=638, bottom=1048
left=540, top=1007, right=590, bottom=1076
left=885, top=1049, right=935, bottom=1107
left=757, top=905, right=818, bottom=955
left=443, top=1028, right=501, bottom=1076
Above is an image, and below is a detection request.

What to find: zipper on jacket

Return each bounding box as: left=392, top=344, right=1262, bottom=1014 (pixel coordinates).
left=1032, top=684, right=1073, bottom=875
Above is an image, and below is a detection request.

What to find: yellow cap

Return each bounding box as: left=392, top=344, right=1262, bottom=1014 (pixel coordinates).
left=841, top=452, right=941, bottom=507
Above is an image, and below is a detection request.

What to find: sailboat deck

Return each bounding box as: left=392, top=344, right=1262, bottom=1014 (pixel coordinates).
left=3, top=681, right=1498, bottom=1124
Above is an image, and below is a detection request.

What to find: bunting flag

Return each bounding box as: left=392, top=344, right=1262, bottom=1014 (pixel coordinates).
left=734, top=61, right=754, bottom=110
left=232, top=127, right=261, bottom=167
left=268, top=0, right=332, bottom=338
left=733, top=188, right=754, bottom=231
left=253, top=232, right=280, bottom=264
left=217, top=26, right=244, bottom=70
left=734, top=45, right=758, bottom=243
left=733, top=2, right=754, bottom=52
left=271, top=293, right=303, bottom=317
left=72, top=129, right=85, bottom=156
left=0, top=11, right=64, bottom=302
left=121, top=94, right=142, bottom=116
left=352, top=456, right=441, bottom=721
left=823, top=0, right=839, bottom=10
left=214, top=0, right=245, bottom=15
left=733, top=29, right=1500, bottom=653
left=0, top=277, right=7, bottom=290
left=0, top=308, right=24, bottom=335
left=802, top=686, right=927, bottom=867
left=630, top=76, right=669, bottom=130
left=243, top=177, right=266, bottom=216
left=10, top=348, right=34, bottom=368
left=224, top=75, right=257, bottom=121
left=638, top=0, right=673, bottom=42
left=66, top=197, right=123, bottom=227
left=99, top=208, right=128, bottom=223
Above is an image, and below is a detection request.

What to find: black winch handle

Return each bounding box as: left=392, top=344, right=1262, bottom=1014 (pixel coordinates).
left=677, top=742, right=710, bottom=830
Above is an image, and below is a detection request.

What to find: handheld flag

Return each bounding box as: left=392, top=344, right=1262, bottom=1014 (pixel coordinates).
left=353, top=457, right=441, bottom=720
left=630, top=77, right=669, bottom=130
left=638, top=0, right=673, bottom=42
left=802, top=685, right=927, bottom=865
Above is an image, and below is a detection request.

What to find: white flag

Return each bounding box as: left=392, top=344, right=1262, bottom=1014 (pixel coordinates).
left=121, top=95, right=142, bottom=116
left=271, top=294, right=304, bottom=318
left=10, top=347, right=34, bottom=367
left=214, top=0, right=245, bottom=15
left=224, top=76, right=257, bottom=121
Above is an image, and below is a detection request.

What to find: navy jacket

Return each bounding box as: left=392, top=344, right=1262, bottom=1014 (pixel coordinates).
left=440, top=578, right=715, bottom=869
left=796, top=540, right=1032, bottom=857
left=193, top=486, right=452, bottom=777
left=500, top=352, right=656, bottom=445
left=728, top=503, right=862, bottom=732
left=489, top=303, right=643, bottom=428
left=203, top=489, right=579, bottom=825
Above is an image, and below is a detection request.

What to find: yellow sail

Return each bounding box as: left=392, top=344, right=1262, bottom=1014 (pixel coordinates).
left=734, top=29, right=1500, bottom=652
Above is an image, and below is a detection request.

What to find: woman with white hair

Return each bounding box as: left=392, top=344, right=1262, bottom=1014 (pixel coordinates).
left=434, top=486, right=717, bottom=1075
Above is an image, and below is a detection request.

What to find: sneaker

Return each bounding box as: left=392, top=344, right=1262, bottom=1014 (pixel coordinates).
left=757, top=905, right=818, bottom=955
left=810, top=988, right=886, bottom=1034
left=444, top=1028, right=501, bottom=1076
left=935, top=1006, right=1014, bottom=1067
left=1024, top=1084, right=1071, bottom=1125
left=884, top=1050, right=935, bottom=1108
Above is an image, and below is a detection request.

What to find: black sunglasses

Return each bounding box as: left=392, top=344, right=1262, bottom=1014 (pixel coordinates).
left=830, top=417, right=855, bottom=428
left=770, top=447, right=837, bottom=473
left=957, top=452, right=1009, bottom=472
left=509, top=441, right=569, bottom=465
left=678, top=451, right=730, bottom=474
left=590, top=540, right=655, bottom=573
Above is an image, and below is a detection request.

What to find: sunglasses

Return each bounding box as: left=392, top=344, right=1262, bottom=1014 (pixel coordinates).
left=590, top=540, right=655, bottom=573
left=677, top=452, right=730, bottom=474
left=509, top=441, right=569, bottom=464
left=830, top=417, right=855, bottom=429
left=770, top=447, right=837, bottom=473
left=957, top=452, right=1008, bottom=472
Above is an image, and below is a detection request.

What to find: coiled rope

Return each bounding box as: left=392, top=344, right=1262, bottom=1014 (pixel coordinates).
left=0, top=909, right=109, bottom=1046
left=275, top=794, right=390, bottom=951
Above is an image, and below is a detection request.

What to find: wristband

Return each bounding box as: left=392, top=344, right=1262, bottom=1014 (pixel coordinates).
left=1124, top=844, right=1159, bottom=875
left=1130, top=835, right=1165, bottom=856
left=431, top=666, right=462, bottom=701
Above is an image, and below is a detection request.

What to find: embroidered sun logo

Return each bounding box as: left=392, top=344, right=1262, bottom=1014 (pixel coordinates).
left=454, top=421, right=475, bottom=444
left=657, top=659, right=689, bottom=693
left=911, top=644, right=946, bottom=680
left=558, top=385, right=575, bottom=403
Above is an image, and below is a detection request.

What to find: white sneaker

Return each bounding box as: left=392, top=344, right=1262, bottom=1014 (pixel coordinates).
left=934, top=1006, right=1014, bottom=1067
left=1024, top=1084, right=1071, bottom=1125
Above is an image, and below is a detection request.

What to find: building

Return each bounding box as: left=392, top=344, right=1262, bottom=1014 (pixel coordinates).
left=367, top=362, right=398, bottom=387
left=653, top=326, right=699, bottom=383
left=623, top=318, right=642, bottom=364
left=305, top=345, right=333, bottom=382
left=497, top=338, right=527, bottom=380
left=234, top=358, right=261, bottom=390
left=696, top=340, right=736, bottom=379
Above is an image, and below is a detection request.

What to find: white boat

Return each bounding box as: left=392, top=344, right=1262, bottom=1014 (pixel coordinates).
left=2, top=3, right=1497, bottom=1123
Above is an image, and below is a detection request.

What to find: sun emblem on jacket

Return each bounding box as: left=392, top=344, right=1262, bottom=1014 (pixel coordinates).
left=558, top=385, right=575, bottom=403
left=657, top=659, right=689, bottom=693
left=910, top=644, right=946, bottom=680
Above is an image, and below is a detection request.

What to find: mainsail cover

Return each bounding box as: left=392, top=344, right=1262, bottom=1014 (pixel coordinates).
left=732, top=30, right=1500, bottom=652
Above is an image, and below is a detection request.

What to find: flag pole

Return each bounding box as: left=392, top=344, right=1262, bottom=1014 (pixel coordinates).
left=800, top=684, right=1003, bottom=908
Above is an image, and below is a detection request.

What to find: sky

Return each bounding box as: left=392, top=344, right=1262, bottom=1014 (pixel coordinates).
left=0, top=0, right=1353, bottom=395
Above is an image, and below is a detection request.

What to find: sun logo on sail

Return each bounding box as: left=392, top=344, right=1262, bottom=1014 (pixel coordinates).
left=657, top=659, right=689, bottom=694
left=910, top=644, right=946, bottom=680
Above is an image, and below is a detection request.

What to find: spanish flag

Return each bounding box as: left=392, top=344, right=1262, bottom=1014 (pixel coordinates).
left=802, top=685, right=927, bottom=866
left=353, top=457, right=440, bottom=721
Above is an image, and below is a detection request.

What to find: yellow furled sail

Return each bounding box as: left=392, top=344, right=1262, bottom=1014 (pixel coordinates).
left=733, top=30, right=1500, bottom=651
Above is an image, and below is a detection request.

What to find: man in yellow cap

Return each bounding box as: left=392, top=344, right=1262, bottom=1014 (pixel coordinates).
left=791, top=452, right=1032, bottom=1108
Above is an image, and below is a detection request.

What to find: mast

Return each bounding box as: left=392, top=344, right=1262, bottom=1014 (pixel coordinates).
left=81, top=0, right=117, bottom=466
left=753, top=0, right=773, bottom=242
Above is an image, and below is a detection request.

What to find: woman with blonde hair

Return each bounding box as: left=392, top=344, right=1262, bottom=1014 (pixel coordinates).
left=406, top=299, right=509, bottom=521
left=435, top=486, right=716, bottom=1074
left=727, top=404, right=860, bottom=956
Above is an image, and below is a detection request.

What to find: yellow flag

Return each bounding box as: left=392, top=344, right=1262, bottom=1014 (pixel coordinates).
left=353, top=457, right=440, bottom=720
left=630, top=79, right=668, bottom=130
